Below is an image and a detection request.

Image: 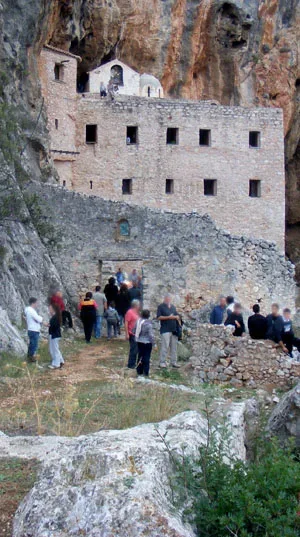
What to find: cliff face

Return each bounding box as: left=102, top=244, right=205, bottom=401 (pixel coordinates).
left=45, top=0, right=300, bottom=265
left=0, top=0, right=299, bottom=343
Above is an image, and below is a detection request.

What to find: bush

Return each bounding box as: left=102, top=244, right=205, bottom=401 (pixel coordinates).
left=175, top=436, right=300, bottom=536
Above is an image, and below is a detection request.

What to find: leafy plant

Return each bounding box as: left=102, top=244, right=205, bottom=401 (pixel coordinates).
left=173, top=425, right=300, bottom=537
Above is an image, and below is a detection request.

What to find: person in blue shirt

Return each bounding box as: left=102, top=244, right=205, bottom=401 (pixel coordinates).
left=116, top=268, right=125, bottom=287
left=210, top=296, right=227, bottom=325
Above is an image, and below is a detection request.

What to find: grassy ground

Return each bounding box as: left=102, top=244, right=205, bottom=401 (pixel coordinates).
left=0, top=458, right=39, bottom=537
left=0, top=333, right=218, bottom=437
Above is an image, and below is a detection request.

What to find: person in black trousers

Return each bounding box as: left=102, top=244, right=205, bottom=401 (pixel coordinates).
left=281, top=308, right=300, bottom=357
left=225, top=303, right=245, bottom=336
left=79, top=292, right=97, bottom=343
left=133, top=310, right=156, bottom=377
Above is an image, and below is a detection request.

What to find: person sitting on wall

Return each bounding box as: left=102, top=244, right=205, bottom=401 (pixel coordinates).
left=125, top=299, right=141, bottom=369
left=210, top=296, right=227, bottom=325
left=265, top=303, right=288, bottom=353
left=281, top=308, right=300, bottom=357
left=226, top=295, right=235, bottom=315
left=104, top=277, right=119, bottom=305
left=224, top=303, right=245, bottom=337
left=100, top=82, right=107, bottom=97
left=248, top=304, right=267, bottom=340
left=79, top=292, right=98, bottom=344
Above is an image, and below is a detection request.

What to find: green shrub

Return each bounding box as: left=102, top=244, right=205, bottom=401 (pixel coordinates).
left=175, top=436, right=300, bottom=537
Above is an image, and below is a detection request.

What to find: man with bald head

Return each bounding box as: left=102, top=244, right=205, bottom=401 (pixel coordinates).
left=157, top=294, right=180, bottom=369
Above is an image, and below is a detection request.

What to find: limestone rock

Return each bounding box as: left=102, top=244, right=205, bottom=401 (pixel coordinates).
left=0, top=307, right=26, bottom=356
left=267, top=382, right=300, bottom=446
left=0, top=409, right=249, bottom=537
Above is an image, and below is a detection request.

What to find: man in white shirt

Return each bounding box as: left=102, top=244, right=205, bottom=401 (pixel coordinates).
left=24, top=297, right=43, bottom=362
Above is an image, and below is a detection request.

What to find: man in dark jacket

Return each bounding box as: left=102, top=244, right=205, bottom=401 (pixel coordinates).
left=104, top=277, right=119, bottom=305
left=266, top=303, right=288, bottom=353
left=210, top=296, right=227, bottom=325
left=128, top=281, right=142, bottom=303
left=79, top=292, right=97, bottom=343
left=248, top=304, right=267, bottom=340
left=281, top=308, right=300, bottom=357
left=225, top=303, right=245, bottom=336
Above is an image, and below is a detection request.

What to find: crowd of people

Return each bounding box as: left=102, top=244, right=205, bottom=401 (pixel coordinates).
left=24, top=274, right=300, bottom=375
left=210, top=296, right=300, bottom=357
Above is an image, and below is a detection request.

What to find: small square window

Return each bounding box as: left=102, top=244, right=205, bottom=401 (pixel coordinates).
left=166, top=128, right=179, bottom=145
left=122, top=179, right=132, bottom=195
left=54, top=63, right=63, bottom=81
left=199, top=129, right=211, bottom=146
left=86, top=124, right=97, bottom=144
left=249, top=131, right=261, bottom=148
left=249, top=180, right=261, bottom=198
left=165, top=179, right=174, bottom=194
left=126, top=126, right=138, bottom=145
left=204, top=179, right=217, bottom=196
left=55, top=119, right=59, bottom=130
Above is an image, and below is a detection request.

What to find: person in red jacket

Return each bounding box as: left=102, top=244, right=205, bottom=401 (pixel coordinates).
left=50, top=291, right=73, bottom=328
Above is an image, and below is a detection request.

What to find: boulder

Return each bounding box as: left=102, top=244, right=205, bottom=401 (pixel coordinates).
left=267, top=382, right=300, bottom=446
left=0, top=409, right=249, bottom=537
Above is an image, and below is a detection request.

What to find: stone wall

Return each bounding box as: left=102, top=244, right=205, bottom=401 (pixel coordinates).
left=23, top=183, right=295, bottom=320
left=188, top=325, right=300, bottom=388
left=74, top=96, right=286, bottom=250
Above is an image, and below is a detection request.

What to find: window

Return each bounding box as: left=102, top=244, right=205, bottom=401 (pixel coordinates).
left=86, top=124, right=97, bottom=144
left=249, top=180, right=261, bottom=198
left=204, top=179, right=217, bottom=196
left=122, top=179, right=132, bottom=195
left=147, top=86, right=151, bottom=97
left=110, top=65, right=123, bottom=86
left=55, top=119, right=58, bottom=130
left=126, top=126, right=138, bottom=145
left=62, top=180, right=66, bottom=187
left=166, top=128, right=179, bottom=145
left=249, top=131, right=261, bottom=148
left=90, top=180, right=93, bottom=190
left=165, top=179, right=174, bottom=194
left=54, top=63, right=63, bottom=81
left=199, top=129, right=211, bottom=146
left=119, top=219, right=130, bottom=236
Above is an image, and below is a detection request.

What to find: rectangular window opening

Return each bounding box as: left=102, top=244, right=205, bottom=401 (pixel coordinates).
left=165, top=179, right=174, bottom=194
left=122, top=179, right=132, bottom=195
left=62, top=180, right=66, bottom=187
left=199, top=129, right=211, bottom=146
left=249, top=131, right=261, bottom=148
left=126, top=126, right=138, bottom=145
left=166, top=128, right=179, bottom=145
left=249, top=179, right=261, bottom=198
left=86, top=124, right=97, bottom=144
left=54, top=63, right=63, bottom=81
left=90, top=180, right=93, bottom=190
left=204, top=179, right=217, bottom=196
left=55, top=119, right=59, bottom=130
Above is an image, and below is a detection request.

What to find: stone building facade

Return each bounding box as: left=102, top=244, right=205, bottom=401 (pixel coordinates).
left=38, top=46, right=286, bottom=250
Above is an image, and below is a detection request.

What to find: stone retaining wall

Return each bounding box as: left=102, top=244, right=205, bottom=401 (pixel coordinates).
left=188, top=325, right=300, bottom=387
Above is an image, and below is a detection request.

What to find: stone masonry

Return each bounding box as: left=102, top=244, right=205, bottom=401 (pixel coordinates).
left=38, top=46, right=286, bottom=251
left=188, top=325, right=300, bottom=388
left=24, top=183, right=295, bottom=319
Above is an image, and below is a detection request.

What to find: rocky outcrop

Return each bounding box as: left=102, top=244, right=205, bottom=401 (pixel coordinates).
left=0, top=409, right=248, bottom=537
left=267, top=382, right=300, bottom=446
left=188, top=324, right=300, bottom=387
left=0, top=307, right=26, bottom=355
